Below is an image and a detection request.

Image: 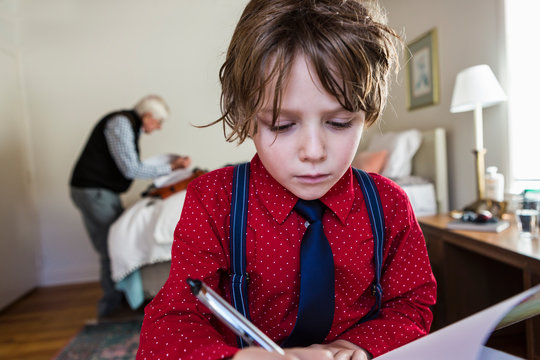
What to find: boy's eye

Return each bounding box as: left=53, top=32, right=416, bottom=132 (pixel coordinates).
left=269, top=122, right=294, bottom=132
left=327, top=120, right=353, bottom=129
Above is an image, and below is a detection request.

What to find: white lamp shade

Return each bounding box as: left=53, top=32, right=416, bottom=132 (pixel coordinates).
left=450, top=64, right=507, bottom=113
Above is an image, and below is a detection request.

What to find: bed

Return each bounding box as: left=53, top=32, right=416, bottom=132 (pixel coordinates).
left=108, top=127, right=449, bottom=309
left=355, top=127, right=449, bottom=215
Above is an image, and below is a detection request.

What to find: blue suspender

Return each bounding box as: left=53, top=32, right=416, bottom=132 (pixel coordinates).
left=230, top=163, right=251, bottom=348
left=352, top=168, right=385, bottom=322
left=229, top=164, right=385, bottom=346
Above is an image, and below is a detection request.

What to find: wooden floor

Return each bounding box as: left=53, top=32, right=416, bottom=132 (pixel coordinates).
left=0, top=282, right=102, bottom=360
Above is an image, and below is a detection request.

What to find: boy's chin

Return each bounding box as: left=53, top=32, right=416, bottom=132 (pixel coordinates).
left=289, top=185, right=333, bottom=201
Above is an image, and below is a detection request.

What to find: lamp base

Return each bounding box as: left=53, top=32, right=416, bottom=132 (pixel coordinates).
left=463, top=199, right=507, bottom=218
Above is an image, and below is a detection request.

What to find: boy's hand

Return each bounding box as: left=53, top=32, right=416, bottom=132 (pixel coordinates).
left=232, top=346, right=333, bottom=360
left=309, top=339, right=372, bottom=360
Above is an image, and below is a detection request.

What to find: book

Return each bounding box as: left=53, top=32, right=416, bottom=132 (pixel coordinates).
left=446, top=219, right=510, bottom=233
left=377, top=285, right=540, bottom=360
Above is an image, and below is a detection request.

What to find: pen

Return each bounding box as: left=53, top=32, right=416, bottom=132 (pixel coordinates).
left=187, top=278, right=285, bottom=355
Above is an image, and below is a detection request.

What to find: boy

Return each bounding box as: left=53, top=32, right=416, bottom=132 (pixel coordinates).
left=137, top=1, right=436, bottom=359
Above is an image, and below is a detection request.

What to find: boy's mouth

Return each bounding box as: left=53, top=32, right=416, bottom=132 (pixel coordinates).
left=295, top=174, right=329, bottom=184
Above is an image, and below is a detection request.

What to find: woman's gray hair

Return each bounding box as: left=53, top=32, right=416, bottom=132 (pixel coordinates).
left=134, top=95, right=170, bottom=121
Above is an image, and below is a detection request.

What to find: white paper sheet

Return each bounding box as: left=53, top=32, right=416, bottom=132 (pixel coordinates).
left=153, top=168, right=193, bottom=188
left=142, top=153, right=193, bottom=188
left=376, top=285, right=540, bottom=360
left=478, top=347, right=523, bottom=360
left=142, top=153, right=177, bottom=167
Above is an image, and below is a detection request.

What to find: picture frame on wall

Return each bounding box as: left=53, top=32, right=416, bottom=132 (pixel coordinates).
left=406, top=28, right=439, bottom=110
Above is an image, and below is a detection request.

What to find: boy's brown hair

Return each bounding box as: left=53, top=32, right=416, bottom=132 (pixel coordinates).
left=213, top=0, right=400, bottom=144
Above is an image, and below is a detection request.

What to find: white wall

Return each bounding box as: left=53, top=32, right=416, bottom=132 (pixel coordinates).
left=381, top=0, right=508, bottom=210
left=15, top=0, right=253, bottom=286
left=0, top=0, right=39, bottom=306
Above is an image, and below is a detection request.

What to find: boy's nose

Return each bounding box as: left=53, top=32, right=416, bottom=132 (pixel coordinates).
left=299, top=128, right=327, bottom=162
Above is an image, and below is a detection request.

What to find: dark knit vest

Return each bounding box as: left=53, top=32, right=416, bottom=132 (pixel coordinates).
left=70, top=110, right=142, bottom=193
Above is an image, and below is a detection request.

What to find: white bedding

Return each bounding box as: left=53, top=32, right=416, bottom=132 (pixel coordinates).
left=359, top=128, right=448, bottom=215
left=108, top=191, right=186, bottom=282
left=396, top=176, right=437, bottom=217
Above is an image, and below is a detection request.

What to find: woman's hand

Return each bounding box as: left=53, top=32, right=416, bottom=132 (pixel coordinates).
left=309, top=339, right=372, bottom=360
left=232, top=346, right=333, bottom=360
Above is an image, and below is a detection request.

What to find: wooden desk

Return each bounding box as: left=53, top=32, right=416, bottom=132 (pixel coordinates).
left=418, top=215, right=540, bottom=359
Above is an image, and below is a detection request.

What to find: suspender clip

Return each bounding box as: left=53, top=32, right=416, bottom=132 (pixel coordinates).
left=229, top=272, right=250, bottom=284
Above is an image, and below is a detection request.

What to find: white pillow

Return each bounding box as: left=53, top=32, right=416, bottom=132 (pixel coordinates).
left=366, top=129, right=423, bottom=178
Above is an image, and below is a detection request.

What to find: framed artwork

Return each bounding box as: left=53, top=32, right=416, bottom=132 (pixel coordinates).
left=406, top=28, right=439, bottom=110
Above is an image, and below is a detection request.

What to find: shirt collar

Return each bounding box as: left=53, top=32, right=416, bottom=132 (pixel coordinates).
left=319, top=169, right=356, bottom=225
left=250, top=155, right=356, bottom=225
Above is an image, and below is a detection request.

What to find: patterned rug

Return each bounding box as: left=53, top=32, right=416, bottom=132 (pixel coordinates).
left=53, top=319, right=143, bottom=360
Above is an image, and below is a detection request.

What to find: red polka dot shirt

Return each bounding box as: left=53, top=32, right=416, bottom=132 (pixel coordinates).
left=137, top=155, right=436, bottom=360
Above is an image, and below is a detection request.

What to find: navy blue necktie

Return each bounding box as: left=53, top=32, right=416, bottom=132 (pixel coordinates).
left=283, top=199, right=335, bottom=347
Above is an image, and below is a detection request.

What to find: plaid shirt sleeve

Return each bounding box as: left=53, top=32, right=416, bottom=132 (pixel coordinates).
left=104, top=115, right=171, bottom=179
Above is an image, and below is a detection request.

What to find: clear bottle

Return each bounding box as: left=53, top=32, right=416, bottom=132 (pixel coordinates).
left=485, top=166, right=505, bottom=202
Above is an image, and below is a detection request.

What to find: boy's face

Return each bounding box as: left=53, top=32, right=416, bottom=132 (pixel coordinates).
left=252, top=54, right=365, bottom=200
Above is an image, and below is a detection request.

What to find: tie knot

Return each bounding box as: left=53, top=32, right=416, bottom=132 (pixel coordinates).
left=294, top=199, right=325, bottom=224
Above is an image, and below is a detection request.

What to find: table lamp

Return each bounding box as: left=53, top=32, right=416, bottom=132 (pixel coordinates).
left=450, top=64, right=507, bottom=212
